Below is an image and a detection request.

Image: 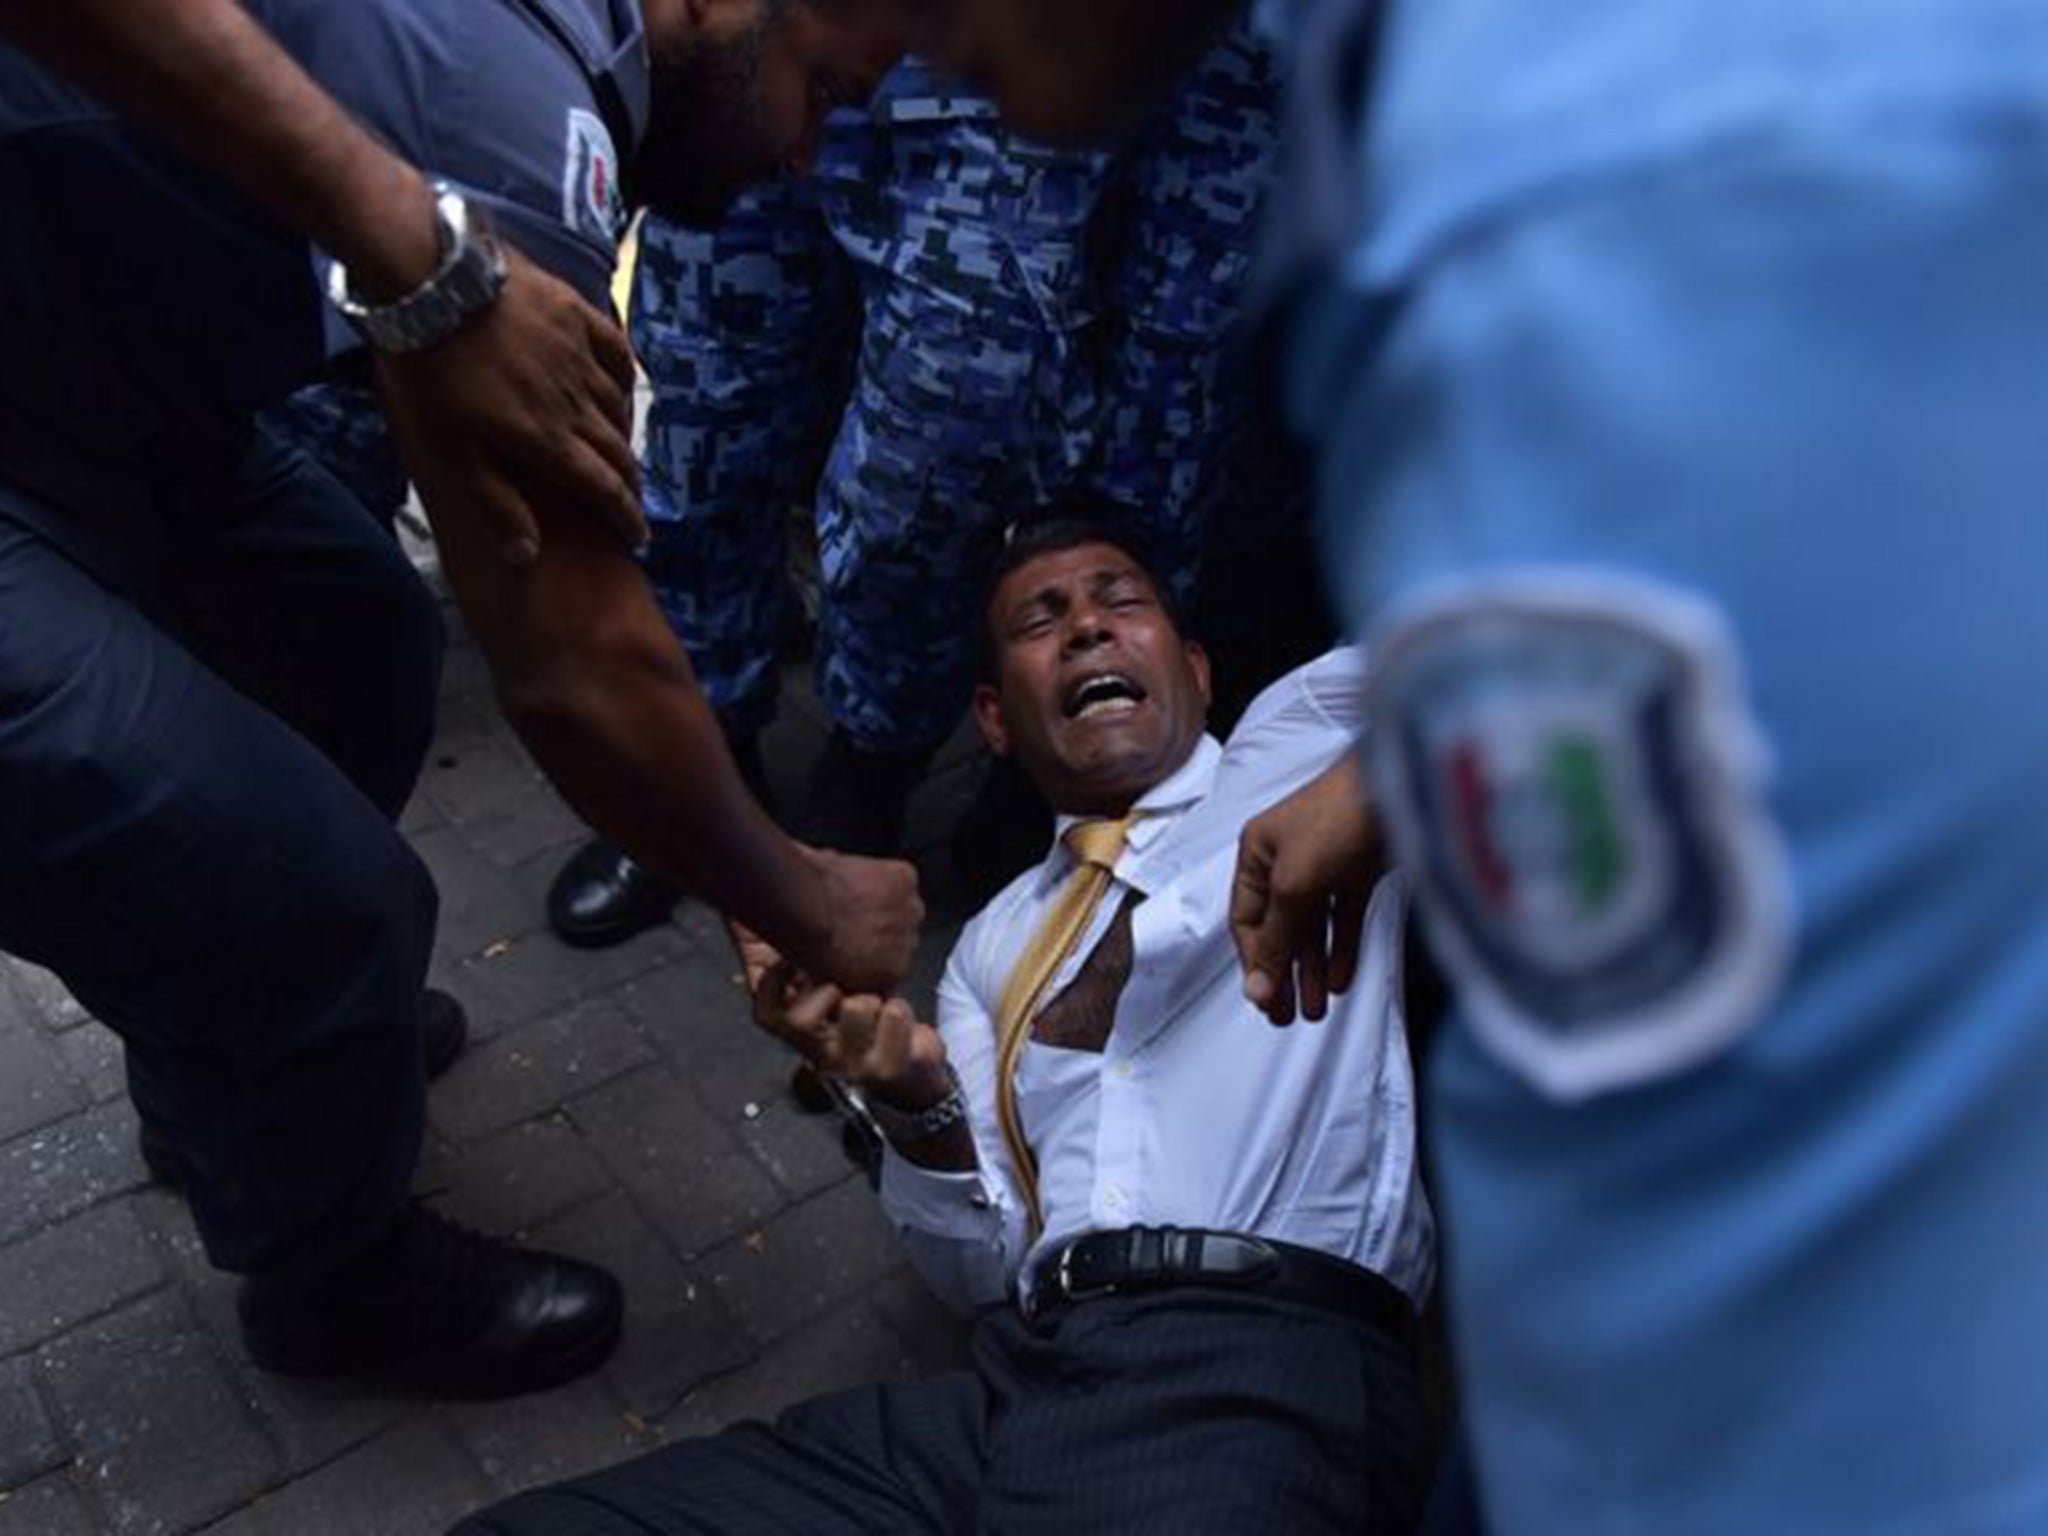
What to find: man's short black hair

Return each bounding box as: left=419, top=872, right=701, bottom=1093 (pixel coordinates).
left=977, top=495, right=1189, bottom=682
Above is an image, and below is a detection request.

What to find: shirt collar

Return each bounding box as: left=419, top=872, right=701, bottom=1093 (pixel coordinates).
left=1049, top=734, right=1223, bottom=871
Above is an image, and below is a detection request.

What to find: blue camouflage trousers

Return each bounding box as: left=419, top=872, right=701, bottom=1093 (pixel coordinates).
left=260, top=380, right=411, bottom=535
left=636, top=35, right=1292, bottom=752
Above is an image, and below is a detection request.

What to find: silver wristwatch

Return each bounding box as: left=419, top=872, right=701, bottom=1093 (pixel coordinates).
left=327, top=182, right=508, bottom=353
left=862, top=1068, right=968, bottom=1148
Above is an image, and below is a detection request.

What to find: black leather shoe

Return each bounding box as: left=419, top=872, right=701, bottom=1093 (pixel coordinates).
left=140, top=988, right=471, bottom=1190
left=546, top=838, right=681, bottom=950
left=239, top=1202, right=623, bottom=1400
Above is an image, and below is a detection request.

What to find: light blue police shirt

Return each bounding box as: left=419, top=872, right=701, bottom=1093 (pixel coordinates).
left=1290, top=0, right=2048, bottom=1530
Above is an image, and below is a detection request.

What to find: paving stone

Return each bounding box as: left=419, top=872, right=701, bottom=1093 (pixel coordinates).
left=0, top=1201, right=164, bottom=1357
left=430, top=1000, right=656, bottom=1143
left=0, top=1356, right=63, bottom=1492
left=410, top=825, right=556, bottom=960
left=234, top=1376, right=417, bottom=1488
left=569, top=1068, right=783, bottom=1261
left=416, top=1114, right=612, bottom=1237
left=701, top=1178, right=905, bottom=1347
left=738, top=1100, right=862, bottom=1202
left=55, top=1023, right=127, bottom=1105
left=443, top=924, right=688, bottom=1042
left=436, top=643, right=494, bottom=705
left=0, top=976, right=33, bottom=1043
left=666, top=898, right=736, bottom=956
left=532, top=1192, right=756, bottom=1420
left=660, top=1294, right=926, bottom=1441
left=448, top=1373, right=652, bottom=1497
left=421, top=736, right=550, bottom=831
left=0, top=1009, right=89, bottom=1144
left=456, top=782, right=589, bottom=870
left=131, top=1191, right=411, bottom=1479
left=0, top=1475, right=97, bottom=1536
left=0, top=1100, right=147, bottom=1251
left=398, top=785, right=446, bottom=839
left=1, top=961, right=89, bottom=1031
left=205, top=1419, right=489, bottom=1536
left=128, top=1188, right=240, bottom=1348
left=615, top=951, right=793, bottom=1119
left=39, top=1291, right=281, bottom=1534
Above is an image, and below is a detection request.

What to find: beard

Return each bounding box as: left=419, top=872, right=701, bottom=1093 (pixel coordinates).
left=634, top=23, right=778, bottom=230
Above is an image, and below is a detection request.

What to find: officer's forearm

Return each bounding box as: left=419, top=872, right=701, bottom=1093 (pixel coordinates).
left=430, top=500, right=833, bottom=961
left=506, top=644, right=831, bottom=958
left=0, top=0, right=439, bottom=298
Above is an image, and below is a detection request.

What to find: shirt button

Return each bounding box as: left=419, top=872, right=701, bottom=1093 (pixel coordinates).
left=1113, top=1058, right=1135, bottom=1079
left=969, top=1190, right=992, bottom=1210
left=1103, top=1185, right=1126, bottom=1210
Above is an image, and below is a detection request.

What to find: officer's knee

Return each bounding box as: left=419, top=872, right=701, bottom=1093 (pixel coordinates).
left=313, top=825, right=438, bottom=1017
left=356, top=563, right=445, bottom=817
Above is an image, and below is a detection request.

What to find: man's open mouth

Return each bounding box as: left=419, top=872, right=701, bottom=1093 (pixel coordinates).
left=1062, top=671, right=1146, bottom=720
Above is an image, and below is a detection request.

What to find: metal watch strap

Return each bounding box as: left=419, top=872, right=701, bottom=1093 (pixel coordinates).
left=326, top=183, right=508, bottom=353
left=863, top=1067, right=967, bottom=1148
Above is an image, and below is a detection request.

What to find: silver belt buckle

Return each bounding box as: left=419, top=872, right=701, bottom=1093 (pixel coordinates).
left=1057, top=1240, right=1118, bottom=1305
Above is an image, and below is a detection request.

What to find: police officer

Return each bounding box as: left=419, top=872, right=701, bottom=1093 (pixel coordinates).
left=933, top=0, right=2048, bottom=1530
left=0, top=0, right=648, bottom=567
left=0, top=0, right=915, bottom=1399
left=550, top=59, right=1114, bottom=943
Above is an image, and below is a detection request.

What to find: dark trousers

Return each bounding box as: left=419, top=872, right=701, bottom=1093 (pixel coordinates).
left=455, top=1289, right=1428, bottom=1535
left=0, top=428, right=442, bottom=1276
left=1419, top=1428, right=1487, bottom=1536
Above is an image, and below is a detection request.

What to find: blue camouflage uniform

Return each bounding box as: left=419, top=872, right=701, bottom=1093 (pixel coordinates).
left=637, top=34, right=1293, bottom=754
left=260, top=380, right=411, bottom=534
left=0, top=0, right=639, bottom=1278
left=1088, top=27, right=1290, bottom=569
left=1281, top=0, right=2048, bottom=1529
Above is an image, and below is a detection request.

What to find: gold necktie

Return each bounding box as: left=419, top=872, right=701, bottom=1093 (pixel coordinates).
left=994, top=813, right=1138, bottom=1237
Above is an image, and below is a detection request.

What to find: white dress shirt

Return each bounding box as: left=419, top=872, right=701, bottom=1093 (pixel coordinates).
left=879, top=647, right=1436, bottom=1314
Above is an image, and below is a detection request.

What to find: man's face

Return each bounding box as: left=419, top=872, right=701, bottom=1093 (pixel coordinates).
left=915, top=0, right=1240, bottom=145
left=975, top=543, right=1211, bottom=817
left=638, top=0, right=905, bottom=228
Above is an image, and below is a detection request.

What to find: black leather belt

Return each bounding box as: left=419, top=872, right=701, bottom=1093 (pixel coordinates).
left=1022, top=1226, right=1415, bottom=1349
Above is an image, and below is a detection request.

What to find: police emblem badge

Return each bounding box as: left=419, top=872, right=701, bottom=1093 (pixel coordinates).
left=563, top=108, right=624, bottom=248
left=1368, top=572, right=1792, bottom=1099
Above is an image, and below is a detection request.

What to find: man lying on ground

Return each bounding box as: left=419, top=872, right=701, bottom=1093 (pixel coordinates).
left=456, top=514, right=1435, bottom=1534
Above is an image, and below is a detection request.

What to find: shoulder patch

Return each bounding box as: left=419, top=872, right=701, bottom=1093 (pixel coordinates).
left=562, top=107, right=624, bottom=247
left=1367, top=571, right=1792, bottom=1100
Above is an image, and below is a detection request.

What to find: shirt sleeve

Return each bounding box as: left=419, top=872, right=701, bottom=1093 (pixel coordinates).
left=1298, top=643, right=1371, bottom=735
left=277, top=0, right=621, bottom=361
left=874, top=926, right=1031, bottom=1315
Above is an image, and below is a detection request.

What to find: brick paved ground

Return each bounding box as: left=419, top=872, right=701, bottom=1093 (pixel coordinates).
left=0, top=589, right=996, bottom=1536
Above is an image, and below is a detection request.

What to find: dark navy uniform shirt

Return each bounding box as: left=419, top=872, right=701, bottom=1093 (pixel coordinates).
left=0, top=0, right=646, bottom=550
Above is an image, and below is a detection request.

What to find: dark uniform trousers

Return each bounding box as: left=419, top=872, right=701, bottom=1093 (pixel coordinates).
left=454, top=1289, right=1428, bottom=1535
left=0, top=426, right=442, bottom=1277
